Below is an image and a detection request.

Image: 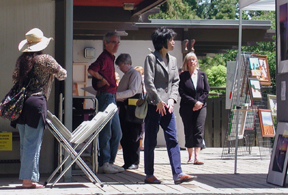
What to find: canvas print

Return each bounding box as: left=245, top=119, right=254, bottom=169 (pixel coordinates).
left=267, top=94, right=277, bottom=116
left=249, top=57, right=261, bottom=77
left=272, top=134, right=288, bottom=173
left=244, top=106, right=257, bottom=130
left=249, top=78, right=262, bottom=100
left=228, top=105, right=247, bottom=140
left=267, top=122, right=288, bottom=186
left=258, top=109, right=275, bottom=137
left=251, top=54, right=271, bottom=85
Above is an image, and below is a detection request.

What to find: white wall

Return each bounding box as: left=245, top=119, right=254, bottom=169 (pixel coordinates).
left=73, top=39, right=186, bottom=147
left=73, top=40, right=183, bottom=77
left=0, top=0, right=56, bottom=174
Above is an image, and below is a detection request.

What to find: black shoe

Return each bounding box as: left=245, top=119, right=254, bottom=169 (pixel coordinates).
left=127, top=164, right=138, bottom=170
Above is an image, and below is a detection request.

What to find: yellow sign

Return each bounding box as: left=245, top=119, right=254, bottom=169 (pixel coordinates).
left=128, top=98, right=138, bottom=106
left=0, top=132, right=12, bottom=151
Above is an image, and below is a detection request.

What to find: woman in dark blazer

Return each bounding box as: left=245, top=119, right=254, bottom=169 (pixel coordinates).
left=179, top=52, right=210, bottom=165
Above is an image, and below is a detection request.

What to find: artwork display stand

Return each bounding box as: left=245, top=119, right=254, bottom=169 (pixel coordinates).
left=222, top=52, right=274, bottom=173
left=222, top=53, right=252, bottom=163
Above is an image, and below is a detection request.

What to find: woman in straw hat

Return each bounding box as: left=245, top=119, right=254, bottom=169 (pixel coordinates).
left=12, top=28, right=67, bottom=188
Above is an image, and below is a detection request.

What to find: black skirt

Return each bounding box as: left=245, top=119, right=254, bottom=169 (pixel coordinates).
left=11, top=95, right=47, bottom=129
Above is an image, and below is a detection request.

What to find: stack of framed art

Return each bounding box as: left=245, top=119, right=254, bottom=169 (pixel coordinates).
left=226, top=53, right=276, bottom=142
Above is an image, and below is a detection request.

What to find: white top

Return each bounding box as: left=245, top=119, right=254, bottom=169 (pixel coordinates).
left=191, top=71, right=198, bottom=89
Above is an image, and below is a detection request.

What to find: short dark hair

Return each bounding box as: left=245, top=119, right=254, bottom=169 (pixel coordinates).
left=115, top=53, right=132, bottom=65
left=151, top=27, right=176, bottom=51
left=103, top=31, right=120, bottom=43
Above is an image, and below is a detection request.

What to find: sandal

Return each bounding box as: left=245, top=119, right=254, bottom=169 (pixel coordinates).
left=194, top=160, right=204, bottom=165
left=187, top=160, right=194, bottom=164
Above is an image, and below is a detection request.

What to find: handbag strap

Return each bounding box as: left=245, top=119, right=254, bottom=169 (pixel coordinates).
left=141, top=82, right=145, bottom=95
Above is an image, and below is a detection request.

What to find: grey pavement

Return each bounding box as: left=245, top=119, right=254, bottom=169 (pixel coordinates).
left=1, top=147, right=287, bottom=195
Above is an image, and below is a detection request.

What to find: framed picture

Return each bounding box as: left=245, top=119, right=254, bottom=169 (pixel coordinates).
left=249, top=78, right=262, bottom=100
left=267, top=122, right=288, bottom=186
left=249, top=54, right=271, bottom=85
left=258, top=109, right=275, bottom=137
left=244, top=106, right=257, bottom=130
left=249, top=57, right=260, bottom=77
left=267, top=94, right=277, bottom=116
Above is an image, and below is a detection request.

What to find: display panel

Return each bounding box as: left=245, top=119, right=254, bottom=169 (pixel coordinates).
left=267, top=122, right=288, bottom=186
left=277, top=0, right=288, bottom=73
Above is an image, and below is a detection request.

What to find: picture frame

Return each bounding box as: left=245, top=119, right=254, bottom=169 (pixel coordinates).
left=258, top=109, right=275, bottom=137
left=267, top=122, right=288, bottom=186
left=267, top=94, right=277, bottom=116
left=249, top=78, right=262, bottom=100
left=244, top=106, right=257, bottom=130
left=249, top=57, right=260, bottom=77
left=250, top=54, right=271, bottom=85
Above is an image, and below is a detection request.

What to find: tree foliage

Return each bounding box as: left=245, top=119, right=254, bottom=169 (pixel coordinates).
left=150, top=0, right=199, bottom=19
left=150, top=0, right=276, bottom=93
left=150, top=0, right=238, bottom=19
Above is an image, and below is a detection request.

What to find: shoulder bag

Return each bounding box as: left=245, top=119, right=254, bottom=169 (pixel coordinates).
left=0, top=66, right=33, bottom=121
left=0, top=81, right=30, bottom=121
left=135, top=82, right=148, bottom=119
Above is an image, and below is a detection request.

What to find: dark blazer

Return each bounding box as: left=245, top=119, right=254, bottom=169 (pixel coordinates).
left=179, top=70, right=210, bottom=108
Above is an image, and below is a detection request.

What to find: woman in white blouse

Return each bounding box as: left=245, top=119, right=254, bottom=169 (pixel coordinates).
left=178, top=52, right=210, bottom=165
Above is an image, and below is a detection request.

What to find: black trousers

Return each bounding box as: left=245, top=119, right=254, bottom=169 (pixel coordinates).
left=179, top=106, right=207, bottom=148
left=118, top=101, right=142, bottom=168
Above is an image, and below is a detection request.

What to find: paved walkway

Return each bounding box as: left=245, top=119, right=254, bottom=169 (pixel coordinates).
left=1, top=147, right=287, bottom=195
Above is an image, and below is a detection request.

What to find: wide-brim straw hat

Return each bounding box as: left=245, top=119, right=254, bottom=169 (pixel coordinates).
left=18, top=28, right=53, bottom=52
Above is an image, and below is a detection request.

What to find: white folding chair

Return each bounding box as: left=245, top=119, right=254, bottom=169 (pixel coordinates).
left=44, top=103, right=117, bottom=188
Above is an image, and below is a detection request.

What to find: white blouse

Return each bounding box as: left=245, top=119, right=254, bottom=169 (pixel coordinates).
left=191, top=71, right=198, bottom=89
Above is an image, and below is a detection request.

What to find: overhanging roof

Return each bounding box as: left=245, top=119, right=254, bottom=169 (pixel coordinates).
left=74, top=18, right=274, bottom=56
left=72, top=1, right=275, bottom=56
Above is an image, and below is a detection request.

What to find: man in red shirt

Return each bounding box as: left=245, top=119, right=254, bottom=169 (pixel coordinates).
left=88, top=31, right=123, bottom=174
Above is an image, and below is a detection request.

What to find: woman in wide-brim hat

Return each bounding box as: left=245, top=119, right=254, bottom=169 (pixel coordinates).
left=12, top=28, right=67, bottom=188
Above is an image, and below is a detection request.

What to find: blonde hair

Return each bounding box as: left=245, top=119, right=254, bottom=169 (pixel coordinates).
left=182, top=52, right=199, bottom=71
left=134, top=66, right=144, bottom=75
